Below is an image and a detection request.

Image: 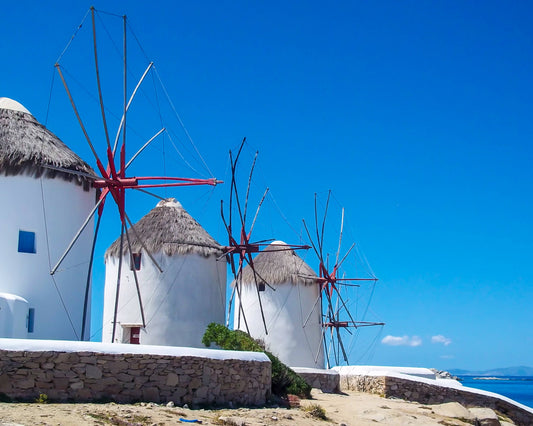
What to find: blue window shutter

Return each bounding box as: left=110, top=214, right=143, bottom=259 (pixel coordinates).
left=18, top=230, right=36, bottom=254
left=28, top=308, right=35, bottom=333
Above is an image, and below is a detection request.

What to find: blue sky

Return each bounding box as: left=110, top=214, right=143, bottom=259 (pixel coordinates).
left=2, top=1, right=533, bottom=371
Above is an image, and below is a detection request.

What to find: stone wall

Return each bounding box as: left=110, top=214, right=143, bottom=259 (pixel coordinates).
left=339, top=374, right=533, bottom=425
left=339, top=373, right=386, bottom=395
left=292, top=367, right=340, bottom=393
left=0, top=349, right=271, bottom=406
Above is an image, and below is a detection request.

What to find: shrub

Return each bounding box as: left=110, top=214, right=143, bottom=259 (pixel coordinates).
left=203, top=323, right=311, bottom=398
left=302, top=403, right=328, bottom=420
left=35, top=393, right=48, bottom=404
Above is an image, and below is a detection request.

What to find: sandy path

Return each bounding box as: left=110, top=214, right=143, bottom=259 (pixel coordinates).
left=0, top=390, right=490, bottom=425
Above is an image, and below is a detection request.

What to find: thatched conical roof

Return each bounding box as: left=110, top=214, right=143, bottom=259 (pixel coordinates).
left=236, top=241, right=318, bottom=286
left=106, top=198, right=224, bottom=258
left=0, top=97, right=96, bottom=190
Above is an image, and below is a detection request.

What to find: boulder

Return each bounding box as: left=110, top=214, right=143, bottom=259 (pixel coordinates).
left=430, top=401, right=475, bottom=421
left=469, top=407, right=501, bottom=426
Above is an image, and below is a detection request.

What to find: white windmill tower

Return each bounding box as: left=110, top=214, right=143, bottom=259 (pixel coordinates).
left=102, top=198, right=227, bottom=347
left=0, top=97, right=97, bottom=340
left=233, top=241, right=325, bottom=369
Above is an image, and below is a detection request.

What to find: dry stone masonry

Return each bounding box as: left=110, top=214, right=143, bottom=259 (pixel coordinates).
left=0, top=348, right=271, bottom=406
left=339, top=373, right=533, bottom=425
left=292, top=367, right=340, bottom=393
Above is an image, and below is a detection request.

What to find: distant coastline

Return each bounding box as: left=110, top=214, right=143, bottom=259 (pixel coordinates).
left=473, top=377, right=510, bottom=381
left=450, top=366, right=533, bottom=377
left=457, top=375, right=533, bottom=409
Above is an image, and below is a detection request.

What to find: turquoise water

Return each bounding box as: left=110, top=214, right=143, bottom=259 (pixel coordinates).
left=458, top=376, right=533, bottom=409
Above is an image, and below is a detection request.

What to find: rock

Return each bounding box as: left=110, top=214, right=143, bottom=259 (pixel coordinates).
left=218, top=416, right=246, bottom=426
left=430, top=402, right=475, bottom=421
left=166, top=372, right=179, bottom=387
left=287, top=394, right=301, bottom=408
left=430, top=368, right=458, bottom=380
left=70, top=381, right=84, bottom=390
left=469, top=407, right=500, bottom=426
left=166, top=401, right=175, bottom=408
left=17, top=379, right=34, bottom=389
left=85, top=365, right=102, bottom=379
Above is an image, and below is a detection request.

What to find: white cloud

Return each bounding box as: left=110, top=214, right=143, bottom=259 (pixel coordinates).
left=432, top=335, right=452, bottom=346
left=381, top=335, right=422, bottom=347
left=410, top=336, right=422, bottom=346
left=440, top=355, right=455, bottom=359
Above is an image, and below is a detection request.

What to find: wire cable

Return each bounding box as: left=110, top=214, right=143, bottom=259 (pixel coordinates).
left=153, top=66, right=215, bottom=178
left=39, top=178, right=80, bottom=340
left=44, top=68, right=56, bottom=127
left=55, top=9, right=91, bottom=64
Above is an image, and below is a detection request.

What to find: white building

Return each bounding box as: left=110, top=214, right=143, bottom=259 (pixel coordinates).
left=102, top=198, right=227, bottom=347
left=0, top=97, right=97, bottom=340
left=233, top=241, right=325, bottom=368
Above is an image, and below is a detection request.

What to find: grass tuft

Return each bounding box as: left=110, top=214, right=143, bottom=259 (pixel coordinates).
left=35, top=393, right=49, bottom=404
left=302, top=403, right=328, bottom=420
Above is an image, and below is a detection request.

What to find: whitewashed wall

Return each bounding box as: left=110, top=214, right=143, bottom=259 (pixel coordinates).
left=234, top=281, right=325, bottom=369
left=0, top=293, right=29, bottom=338
left=0, top=174, right=95, bottom=340
left=102, top=252, right=226, bottom=347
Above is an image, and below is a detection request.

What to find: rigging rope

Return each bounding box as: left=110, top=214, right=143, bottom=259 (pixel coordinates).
left=56, top=66, right=164, bottom=155
left=57, top=66, right=121, bottom=121
left=153, top=66, right=215, bottom=178
left=150, top=71, right=167, bottom=195
left=55, top=9, right=91, bottom=64
left=126, top=19, right=151, bottom=63
left=48, top=6, right=224, bottom=340
left=39, top=178, right=80, bottom=340
left=56, top=7, right=217, bottom=183
left=95, top=11, right=123, bottom=61
left=296, top=279, right=323, bottom=364
left=164, top=130, right=206, bottom=177
left=267, top=191, right=304, bottom=239
left=93, top=8, right=124, bottom=18
left=44, top=68, right=55, bottom=127
left=142, top=253, right=226, bottom=328
left=352, top=326, right=384, bottom=365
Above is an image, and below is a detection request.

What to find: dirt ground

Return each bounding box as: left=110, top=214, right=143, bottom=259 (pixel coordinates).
left=0, top=389, right=511, bottom=425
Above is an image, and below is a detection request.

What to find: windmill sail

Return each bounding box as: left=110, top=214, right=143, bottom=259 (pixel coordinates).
left=303, top=191, right=384, bottom=367
left=47, top=7, right=222, bottom=341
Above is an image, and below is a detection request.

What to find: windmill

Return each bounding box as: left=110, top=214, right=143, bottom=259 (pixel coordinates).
left=47, top=7, right=221, bottom=341
left=0, top=97, right=99, bottom=341
left=303, top=191, right=385, bottom=368
left=221, top=138, right=310, bottom=336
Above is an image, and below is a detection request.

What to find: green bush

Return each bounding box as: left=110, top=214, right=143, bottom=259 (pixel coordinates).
left=203, top=323, right=311, bottom=398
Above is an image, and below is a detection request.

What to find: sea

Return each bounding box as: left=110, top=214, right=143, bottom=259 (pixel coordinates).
left=458, top=376, right=533, bottom=409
